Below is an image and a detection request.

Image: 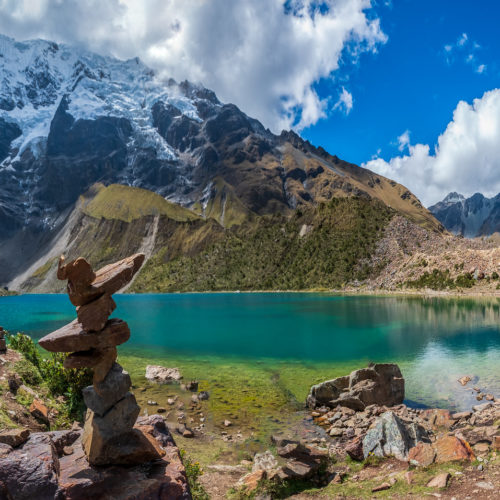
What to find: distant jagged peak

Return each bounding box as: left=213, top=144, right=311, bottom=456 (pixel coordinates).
left=442, top=192, right=466, bottom=204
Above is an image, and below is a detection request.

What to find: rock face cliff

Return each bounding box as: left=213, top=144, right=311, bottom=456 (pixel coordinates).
left=429, top=192, right=500, bottom=237
left=0, top=34, right=441, bottom=290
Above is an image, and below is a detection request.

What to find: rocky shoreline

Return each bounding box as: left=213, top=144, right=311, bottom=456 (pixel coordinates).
left=1, top=352, right=499, bottom=499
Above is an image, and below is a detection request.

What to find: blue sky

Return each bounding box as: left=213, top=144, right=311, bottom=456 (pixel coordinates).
left=1, top=0, right=499, bottom=204
left=303, top=0, right=499, bottom=168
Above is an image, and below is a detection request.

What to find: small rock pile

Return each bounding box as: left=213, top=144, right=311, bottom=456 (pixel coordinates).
left=39, top=253, right=164, bottom=466
left=309, top=366, right=500, bottom=469
left=0, top=326, right=6, bottom=353
left=240, top=439, right=331, bottom=494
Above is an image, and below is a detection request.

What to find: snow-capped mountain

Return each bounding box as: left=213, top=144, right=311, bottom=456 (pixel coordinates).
left=429, top=192, right=500, bottom=237
left=0, top=34, right=439, bottom=287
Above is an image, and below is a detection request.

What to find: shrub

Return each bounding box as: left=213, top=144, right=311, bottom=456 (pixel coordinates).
left=14, top=358, right=42, bottom=386
left=180, top=450, right=209, bottom=500
left=492, top=271, right=499, bottom=280
left=6, top=332, right=93, bottom=418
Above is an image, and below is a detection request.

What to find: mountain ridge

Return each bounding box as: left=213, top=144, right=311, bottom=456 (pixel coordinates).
left=0, top=33, right=442, bottom=291
left=429, top=191, right=500, bottom=237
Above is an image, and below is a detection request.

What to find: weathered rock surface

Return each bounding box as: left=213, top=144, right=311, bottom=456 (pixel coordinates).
left=362, top=411, right=430, bottom=460
left=146, top=365, right=182, bottom=384
left=76, top=293, right=116, bottom=332
left=0, top=415, right=190, bottom=499
left=83, top=363, right=132, bottom=416
left=433, top=435, right=475, bottom=463
left=39, top=318, right=130, bottom=352
left=426, top=472, right=450, bottom=488
left=408, top=442, right=436, bottom=466
left=0, top=428, right=30, bottom=447
left=0, top=433, right=59, bottom=500
left=29, top=399, right=50, bottom=425
left=59, top=253, right=145, bottom=307
left=307, top=363, right=404, bottom=410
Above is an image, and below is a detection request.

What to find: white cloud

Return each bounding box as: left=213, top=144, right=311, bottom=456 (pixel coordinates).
left=333, top=87, right=353, bottom=115
left=443, top=31, right=486, bottom=74
left=397, top=130, right=410, bottom=152
left=457, top=32, right=468, bottom=46
left=0, top=0, right=386, bottom=132
left=476, top=64, right=486, bottom=74
left=363, top=89, right=500, bottom=206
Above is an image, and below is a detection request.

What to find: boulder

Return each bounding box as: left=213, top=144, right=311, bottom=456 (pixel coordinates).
left=408, top=442, right=436, bottom=466
left=307, top=363, right=404, bottom=410
left=0, top=434, right=59, bottom=500
left=433, top=435, right=475, bottom=463
left=239, top=470, right=266, bottom=492
left=362, top=411, right=430, bottom=461
left=58, top=415, right=189, bottom=499
left=276, top=440, right=328, bottom=479
left=34, top=429, right=81, bottom=456
left=145, top=365, right=182, bottom=384
left=83, top=363, right=132, bottom=416
left=0, top=428, right=30, bottom=447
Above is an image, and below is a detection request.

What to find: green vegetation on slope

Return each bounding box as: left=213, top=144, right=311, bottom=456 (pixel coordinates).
left=404, top=269, right=476, bottom=291
left=82, top=183, right=200, bottom=223
left=131, top=197, right=394, bottom=292
left=6, top=332, right=93, bottom=420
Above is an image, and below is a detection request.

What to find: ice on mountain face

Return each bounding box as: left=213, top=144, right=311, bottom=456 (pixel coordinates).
left=443, top=192, right=466, bottom=204
left=0, top=33, right=213, bottom=165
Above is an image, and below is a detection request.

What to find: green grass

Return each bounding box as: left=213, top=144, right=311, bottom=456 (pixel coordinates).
left=131, top=197, right=394, bottom=292
left=82, top=183, right=200, bottom=223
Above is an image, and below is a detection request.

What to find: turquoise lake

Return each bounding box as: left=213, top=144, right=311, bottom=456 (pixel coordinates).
left=1, top=293, right=499, bottom=411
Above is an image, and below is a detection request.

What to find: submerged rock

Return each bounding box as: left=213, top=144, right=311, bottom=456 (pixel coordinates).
left=307, top=363, right=404, bottom=410
left=145, top=365, right=182, bottom=384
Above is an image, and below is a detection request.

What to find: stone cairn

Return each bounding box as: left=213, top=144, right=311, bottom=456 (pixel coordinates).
left=0, top=326, right=6, bottom=353
left=39, top=253, right=165, bottom=466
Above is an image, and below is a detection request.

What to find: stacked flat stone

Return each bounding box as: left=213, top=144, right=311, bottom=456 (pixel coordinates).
left=0, top=326, right=6, bottom=353
left=39, top=253, right=164, bottom=466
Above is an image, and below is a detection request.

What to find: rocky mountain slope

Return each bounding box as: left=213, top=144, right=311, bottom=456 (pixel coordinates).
left=0, top=34, right=442, bottom=291
left=429, top=192, right=500, bottom=237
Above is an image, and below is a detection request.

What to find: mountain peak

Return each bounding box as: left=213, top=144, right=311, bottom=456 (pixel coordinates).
left=443, top=192, right=465, bottom=203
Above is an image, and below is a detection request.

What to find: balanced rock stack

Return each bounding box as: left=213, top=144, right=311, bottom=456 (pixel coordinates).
left=39, top=253, right=165, bottom=466
left=0, top=326, right=6, bottom=353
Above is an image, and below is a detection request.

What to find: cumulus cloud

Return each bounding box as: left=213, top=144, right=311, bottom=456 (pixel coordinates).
left=0, top=0, right=386, bottom=131
left=333, top=87, right=353, bottom=115
left=363, top=89, right=500, bottom=206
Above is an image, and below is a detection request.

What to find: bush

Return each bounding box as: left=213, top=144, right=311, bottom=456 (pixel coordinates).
left=492, top=271, right=499, bottom=280
left=6, top=332, right=93, bottom=418
left=14, top=358, right=42, bottom=386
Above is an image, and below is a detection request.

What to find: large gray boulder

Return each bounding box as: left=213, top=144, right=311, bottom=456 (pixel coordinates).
left=306, top=363, right=405, bottom=410
left=362, top=411, right=430, bottom=461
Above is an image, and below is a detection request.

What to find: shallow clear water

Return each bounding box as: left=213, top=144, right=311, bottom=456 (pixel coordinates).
left=1, top=293, right=499, bottom=411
